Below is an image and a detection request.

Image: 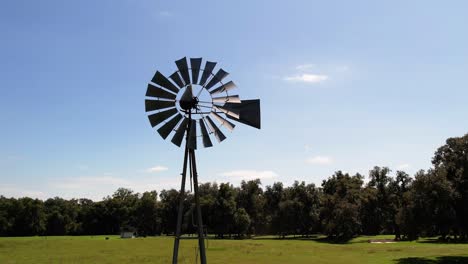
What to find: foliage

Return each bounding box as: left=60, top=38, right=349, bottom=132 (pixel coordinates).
left=1, top=133, right=468, bottom=241
left=321, top=171, right=363, bottom=241
left=432, top=133, right=468, bottom=239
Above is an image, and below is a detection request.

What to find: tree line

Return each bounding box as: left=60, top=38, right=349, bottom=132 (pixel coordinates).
left=1, top=133, right=467, bottom=241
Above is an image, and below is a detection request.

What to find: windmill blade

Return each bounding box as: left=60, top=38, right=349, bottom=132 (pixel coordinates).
left=211, top=112, right=235, bottom=131
left=146, top=83, right=177, bottom=100
left=151, top=71, right=179, bottom=94
left=214, top=105, right=240, bottom=119
left=157, top=113, right=183, bottom=139
left=175, top=57, right=191, bottom=85
left=199, top=61, right=217, bottom=86
left=205, top=116, right=226, bottom=143
left=147, top=107, right=178, bottom=127
left=205, top=69, right=229, bottom=90
left=187, top=120, right=197, bottom=150
left=225, top=99, right=261, bottom=129
left=171, top=118, right=189, bottom=147
left=190, top=58, right=202, bottom=84
left=209, top=81, right=237, bottom=95
left=145, top=99, right=176, bottom=112
left=199, top=119, right=213, bottom=148
left=212, top=95, right=241, bottom=104
left=169, top=72, right=185, bottom=88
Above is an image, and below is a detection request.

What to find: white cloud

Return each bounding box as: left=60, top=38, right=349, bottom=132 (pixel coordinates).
left=0, top=184, right=47, bottom=199
left=295, top=64, right=316, bottom=71
left=53, top=176, right=130, bottom=189
left=284, top=73, right=329, bottom=83
left=2, top=173, right=182, bottom=201
left=220, top=170, right=278, bottom=180
left=306, top=156, right=333, bottom=165
left=397, top=163, right=411, bottom=170
left=146, top=166, right=169, bottom=173
left=51, top=175, right=180, bottom=201
left=158, top=11, right=172, bottom=17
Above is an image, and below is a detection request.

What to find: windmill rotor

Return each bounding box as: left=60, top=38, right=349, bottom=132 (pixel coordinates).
left=144, top=57, right=261, bottom=264
left=145, top=57, right=261, bottom=150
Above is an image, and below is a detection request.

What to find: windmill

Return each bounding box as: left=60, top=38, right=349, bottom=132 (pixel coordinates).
left=145, top=57, right=260, bottom=264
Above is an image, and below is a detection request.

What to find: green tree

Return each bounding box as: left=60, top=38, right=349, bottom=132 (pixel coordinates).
left=159, top=189, right=192, bottom=235
left=44, top=197, right=79, bottom=235
left=399, top=170, right=455, bottom=240
left=360, top=186, right=379, bottom=235
left=76, top=198, right=102, bottom=235
left=236, top=179, right=265, bottom=235
left=264, top=182, right=284, bottom=235
left=321, top=171, right=363, bottom=241
left=159, top=189, right=179, bottom=235
left=388, top=171, right=412, bottom=240
left=0, top=196, right=14, bottom=236
left=212, top=183, right=236, bottom=238
left=367, top=167, right=393, bottom=234
left=112, top=188, right=139, bottom=230
left=233, top=208, right=250, bottom=238
left=283, top=181, right=320, bottom=237
left=135, top=191, right=160, bottom=236
left=197, top=182, right=218, bottom=235
left=432, top=133, right=468, bottom=239
left=12, top=198, right=46, bottom=236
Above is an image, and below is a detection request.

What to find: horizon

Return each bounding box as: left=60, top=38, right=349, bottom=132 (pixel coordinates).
left=1, top=0, right=468, bottom=201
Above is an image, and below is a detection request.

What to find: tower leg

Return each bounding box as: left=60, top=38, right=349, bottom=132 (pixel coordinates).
left=190, top=149, right=207, bottom=264
left=172, top=145, right=190, bottom=264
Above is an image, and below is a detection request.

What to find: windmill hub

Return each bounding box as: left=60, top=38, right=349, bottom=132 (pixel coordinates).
left=179, top=96, right=197, bottom=111
left=176, top=84, right=212, bottom=117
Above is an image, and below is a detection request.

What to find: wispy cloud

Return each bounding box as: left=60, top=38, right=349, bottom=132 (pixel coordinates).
left=220, top=170, right=278, bottom=180
left=0, top=184, right=46, bottom=199
left=283, top=63, right=350, bottom=84
left=306, top=156, right=333, bottom=165
left=284, top=73, right=329, bottom=83
left=53, top=176, right=130, bottom=189
left=146, top=166, right=169, bottom=173
left=296, top=64, right=316, bottom=71
left=51, top=175, right=179, bottom=200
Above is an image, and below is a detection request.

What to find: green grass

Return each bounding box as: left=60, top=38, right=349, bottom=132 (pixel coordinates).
left=1, top=235, right=468, bottom=264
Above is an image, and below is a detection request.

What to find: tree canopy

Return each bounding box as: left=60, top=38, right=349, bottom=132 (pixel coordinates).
left=1, top=133, right=468, bottom=242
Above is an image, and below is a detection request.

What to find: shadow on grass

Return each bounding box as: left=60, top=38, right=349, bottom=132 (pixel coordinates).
left=395, top=256, right=468, bottom=264
left=418, top=238, right=468, bottom=244
left=253, top=235, right=352, bottom=244
left=307, top=236, right=352, bottom=244
left=253, top=235, right=319, bottom=241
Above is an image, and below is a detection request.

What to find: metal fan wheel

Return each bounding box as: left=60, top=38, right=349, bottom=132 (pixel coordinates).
left=145, top=57, right=259, bottom=150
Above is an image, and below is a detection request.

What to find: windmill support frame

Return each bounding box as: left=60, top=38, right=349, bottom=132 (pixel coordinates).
left=172, top=112, right=207, bottom=264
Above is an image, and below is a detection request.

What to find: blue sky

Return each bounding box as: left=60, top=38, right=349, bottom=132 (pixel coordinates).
left=1, top=0, right=467, bottom=200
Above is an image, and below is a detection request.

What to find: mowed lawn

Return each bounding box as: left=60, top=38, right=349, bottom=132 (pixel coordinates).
left=1, top=235, right=468, bottom=264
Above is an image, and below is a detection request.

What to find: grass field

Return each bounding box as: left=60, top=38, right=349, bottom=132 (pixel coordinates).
left=1, top=235, right=468, bottom=264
